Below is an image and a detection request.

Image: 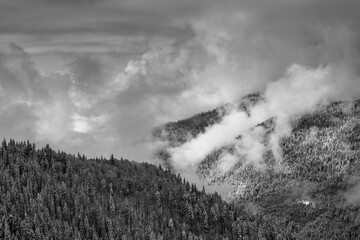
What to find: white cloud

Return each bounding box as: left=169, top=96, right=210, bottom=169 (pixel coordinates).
left=71, top=114, right=92, bottom=133
left=165, top=62, right=356, bottom=170
left=35, top=101, right=70, bottom=142
left=218, top=153, right=238, bottom=173
left=168, top=111, right=252, bottom=169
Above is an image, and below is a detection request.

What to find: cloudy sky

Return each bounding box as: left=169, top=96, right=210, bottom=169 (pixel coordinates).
left=1, top=0, right=360, bottom=163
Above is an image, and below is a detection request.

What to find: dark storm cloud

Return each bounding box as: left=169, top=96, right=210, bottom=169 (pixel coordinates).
left=0, top=0, right=198, bottom=34
left=1, top=0, right=357, bottom=59
left=38, top=0, right=98, bottom=5
left=0, top=20, right=192, bottom=38
left=0, top=0, right=197, bottom=58
left=2, top=0, right=99, bottom=6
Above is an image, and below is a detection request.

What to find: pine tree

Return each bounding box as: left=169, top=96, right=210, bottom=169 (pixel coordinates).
left=107, top=218, right=115, bottom=240
left=202, top=210, right=209, bottom=232
left=169, top=218, right=174, bottom=230
left=156, top=191, right=161, bottom=205
left=149, top=230, right=157, bottom=240
left=3, top=221, right=11, bottom=239
left=258, top=227, right=266, bottom=240
left=109, top=183, right=116, bottom=215
left=110, top=154, right=115, bottom=165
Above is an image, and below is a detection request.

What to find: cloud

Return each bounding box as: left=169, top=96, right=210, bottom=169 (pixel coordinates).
left=69, top=56, right=106, bottom=96
left=154, top=0, right=360, bottom=171
left=1, top=0, right=360, bottom=174
left=168, top=111, right=251, bottom=169
left=0, top=0, right=195, bottom=62
left=0, top=44, right=43, bottom=140
left=165, top=61, right=359, bottom=170
left=35, top=100, right=71, bottom=142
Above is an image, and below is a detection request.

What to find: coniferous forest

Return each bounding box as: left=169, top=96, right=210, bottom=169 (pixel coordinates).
left=3, top=98, right=360, bottom=239
left=152, top=97, right=360, bottom=240
left=2, top=0, right=360, bottom=239
left=0, top=139, right=274, bottom=240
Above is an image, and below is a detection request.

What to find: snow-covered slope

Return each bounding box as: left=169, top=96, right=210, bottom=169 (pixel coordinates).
left=153, top=95, right=360, bottom=239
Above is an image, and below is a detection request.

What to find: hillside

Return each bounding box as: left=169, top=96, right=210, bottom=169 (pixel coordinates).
left=153, top=95, right=360, bottom=239
left=0, top=139, right=279, bottom=240
left=2, top=97, right=360, bottom=239
left=152, top=93, right=264, bottom=147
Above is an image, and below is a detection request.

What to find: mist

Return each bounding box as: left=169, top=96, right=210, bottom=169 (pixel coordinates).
left=166, top=62, right=360, bottom=170
left=1, top=0, right=360, bottom=196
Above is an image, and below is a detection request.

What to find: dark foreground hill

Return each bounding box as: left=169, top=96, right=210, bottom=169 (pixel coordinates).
left=153, top=95, right=360, bottom=239
left=0, top=139, right=278, bottom=240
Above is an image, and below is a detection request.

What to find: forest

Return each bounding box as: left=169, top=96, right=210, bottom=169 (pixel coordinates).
left=0, top=139, right=276, bottom=240
left=3, top=96, right=360, bottom=239
left=153, top=95, right=360, bottom=239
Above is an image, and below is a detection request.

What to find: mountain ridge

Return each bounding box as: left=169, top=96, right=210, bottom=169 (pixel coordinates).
left=152, top=94, right=360, bottom=239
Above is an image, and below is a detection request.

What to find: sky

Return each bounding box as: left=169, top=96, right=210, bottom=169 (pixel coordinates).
left=1, top=0, right=360, bottom=167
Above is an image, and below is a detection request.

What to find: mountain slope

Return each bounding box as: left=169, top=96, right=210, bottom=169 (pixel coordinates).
left=153, top=95, right=360, bottom=239
left=152, top=93, right=263, bottom=147
left=0, top=139, right=278, bottom=239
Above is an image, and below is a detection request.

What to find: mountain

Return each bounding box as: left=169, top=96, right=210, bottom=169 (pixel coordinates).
left=2, top=95, right=360, bottom=239
left=0, top=139, right=279, bottom=239
left=152, top=94, right=360, bottom=239
left=152, top=93, right=264, bottom=147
